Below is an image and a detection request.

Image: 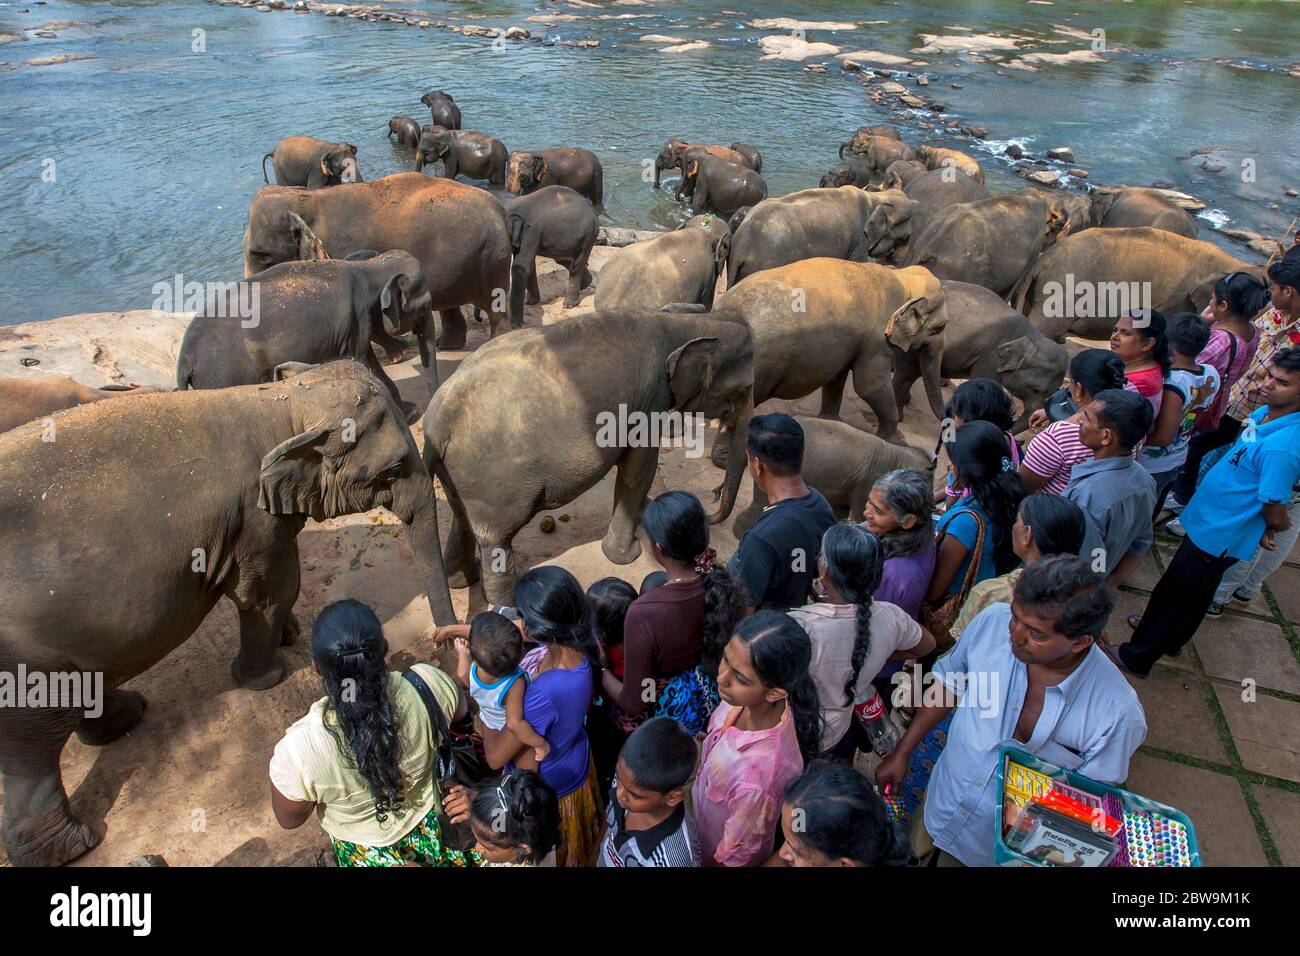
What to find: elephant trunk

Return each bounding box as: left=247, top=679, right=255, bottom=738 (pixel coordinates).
left=399, top=481, right=457, bottom=626
left=415, top=150, right=426, bottom=173
left=653, top=157, right=663, bottom=188
left=921, top=346, right=945, bottom=420
left=417, top=308, right=439, bottom=393
left=707, top=394, right=752, bottom=526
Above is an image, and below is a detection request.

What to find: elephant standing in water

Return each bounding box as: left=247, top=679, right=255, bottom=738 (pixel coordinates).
left=506, top=148, right=605, bottom=207
left=682, top=151, right=767, bottom=217
left=421, top=90, right=461, bottom=129
left=838, top=133, right=916, bottom=174
left=422, top=309, right=755, bottom=604
left=0, top=361, right=455, bottom=867
left=594, top=213, right=730, bottom=312
left=1090, top=187, right=1199, bottom=238
left=387, top=116, right=422, bottom=148
left=416, top=127, right=509, bottom=186
left=262, top=136, right=361, bottom=188
left=0, top=378, right=152, bottom=433
left=243, top=173, right=515, bottom=348
left=653, top=139, right=756, bottom=198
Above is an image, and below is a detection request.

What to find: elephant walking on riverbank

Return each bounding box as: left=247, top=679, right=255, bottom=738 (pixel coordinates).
left=594, top=213, right=730, bottom=312
left=0, top=361, right=455, bottom=867
left=502, top=186, right=599, bottom=311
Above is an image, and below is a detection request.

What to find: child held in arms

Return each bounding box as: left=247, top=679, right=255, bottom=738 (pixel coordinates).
left=456, top=611, right=549, bottom=763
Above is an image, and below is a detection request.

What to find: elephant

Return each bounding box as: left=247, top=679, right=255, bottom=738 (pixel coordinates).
left=902, top=191, right=1068, bottom=296
left=420, top=90, right=461, bottom=130
left=1090, top=187, right=1199, bottom=238
left=502, top=185, right=599, bottom=311
left=1044, top=190, right=1094, bottom=236
left=728, top=206, right=752, bottom=233
left=838, top=133, right=917, bottom=175
left=421, top=309, right=755, bottom=604
left=819, top=160, right=874, bottom=189
left=727, top=186, right=917, bottom=287
left=729, top=142, right=764, bottom=174
left=682, top=151, right=768, bottom=217
left=731, top=416, right=931, bottom=538
left=710, top=259, right=949, bottom=466
left=848, top=124, right=902, bottom=141
left=0, top=360, right=455, bottom=867
left=506, top=148, right=604, bottom=207
left=387, top=115, right=422, bottom=148
left=416, top=126, right=508, bottom=187
left=1009, top=226, right=1263, bottom=342
left=896, top=165, right=990, bottom=208
left=881, top=159, right=928, bottom=190
left=0, top=378, right=153, bottom=433
left=915, top=144, right=985, bottom=184
left=243, top=173, right=515, bottom=349
left=176, top=251, right=437, bottom=420
left=594, top=213, right=730, bottom=312
left=893, top=280, right=1069, bottom=430
left=652, top=139, right=754, bottom=199
left=261, top=136, right=361, bottom=188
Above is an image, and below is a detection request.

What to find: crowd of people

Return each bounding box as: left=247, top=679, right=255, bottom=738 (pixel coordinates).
left=265, top=249, right=1300, bottom=868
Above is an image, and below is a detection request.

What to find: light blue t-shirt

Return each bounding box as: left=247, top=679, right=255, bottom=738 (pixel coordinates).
left=936, top=497, right=998, bottom=595
left=1183, top=407, right=1300, bottom=561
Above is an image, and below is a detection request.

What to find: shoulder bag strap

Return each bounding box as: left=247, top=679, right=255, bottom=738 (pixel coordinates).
left=403, top=668, right=451, bottom=752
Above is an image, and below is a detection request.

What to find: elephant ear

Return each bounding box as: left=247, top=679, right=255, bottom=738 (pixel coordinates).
left=380, top=273, right=408, bottom=336
left=686, top=159, right=700, bottom=179
left=273, top=362, right=317, bottom=381
left=885, top=295, right=927, bottom=351
left=713, top=232, right=731, bottom=274
left=1188, top=273, right=1223, bottom=313
left=996, top=336, right=1036, bottom=375
left=288, top=212, right=328, bottom=261
left=258, top=425, right=330, bottom=516
left=665, top=336, right=720, bottom=408
left=507, top=212, right=528, bottom=252
left=531, top=155, right=546, bottom=181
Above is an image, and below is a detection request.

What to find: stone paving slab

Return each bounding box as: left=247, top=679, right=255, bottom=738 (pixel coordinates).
left=1131, top=667, right=1228, bottom=763
left=1107, top=589, right=1195, bottom=672
left=1266, top=563, right=1300, bottom=622
left=1252, top=785, right=1300, bottom=867
left=1124, top=753, right=1268, bottom=866
left=1126, top=547, right=1164, bottom=592
left=1195, top=617, right=1300, bottom=695
left=1214, top=686, right=1300, bottom=784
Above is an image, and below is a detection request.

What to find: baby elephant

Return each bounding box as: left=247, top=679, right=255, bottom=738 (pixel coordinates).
left=819, top=160, right=874, bottom=189
left=731, top=416, right=931, bottom=538
left=594, top=213, right=730, bottom=312
left=416, top=126, right=508, bottom=186
left=421, top=90, right=461, bottom=130
left=176, top=250, right=435, bottom=422
left=502, top=185, right=599, bottom=311
left=507, top=148, right=604, bottom=207
left=262, top=136, right=361, bottom=188
left=387, top=116, right=422, bottom=148
left=0, top=378, right=154, bottom=434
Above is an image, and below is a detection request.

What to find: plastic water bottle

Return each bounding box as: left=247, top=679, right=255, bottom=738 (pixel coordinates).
left=855, top=688, right=899, bottom=757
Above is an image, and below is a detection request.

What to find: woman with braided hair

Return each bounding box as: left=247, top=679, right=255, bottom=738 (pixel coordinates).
left=600, top=490, right=745, bottom=736
left=789, top=523, right=936, bottom=757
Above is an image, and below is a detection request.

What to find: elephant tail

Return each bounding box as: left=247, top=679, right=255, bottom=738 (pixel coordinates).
left=261, top=151, right=274, bottom=184
left=1007, top=259, right=1039, bottom=315
left=176, top=351, right=195, bottom=390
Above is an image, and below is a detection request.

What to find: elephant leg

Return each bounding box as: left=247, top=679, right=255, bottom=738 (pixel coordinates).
left=731, top=480, right=767, bottom=539
left=436, top=308, right=467, bottom=350
left=228, top=538, right=298, bottom=690
left=76, top=688, right=147, bottom=746
left=0, top=700, right=98, bottom=867
left=363, top=348, right=420, bottom=424
left=817, top=367, right=851, bottom=421
left=477, top=534, right=519, bottom=607
left=602, top=445, right=659, bottom=565
left=892, top=356, right=920, bottom=420
left=852, top=353, right=905, bottom=445
left=709, top=423, right=732, bottom=470
left=443, top=487, right=481, bottom=589
left=526, top=260, right=541, bottom=305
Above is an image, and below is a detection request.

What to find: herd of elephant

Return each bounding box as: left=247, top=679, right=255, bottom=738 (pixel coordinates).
left=0, top=94, right=1267, bottom=867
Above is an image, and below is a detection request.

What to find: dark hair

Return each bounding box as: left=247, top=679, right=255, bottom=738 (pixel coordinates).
left=1068, top=348, right=1127, bottom=400
left=639, top=570, right=668, bottom=595
left=946, top=378, right=1015, bottom=432
left=1214, top=271, right=1270, bottom=319
left=870, top=468, right=934, bottom=559
left=746, top=413, right=804, bottom=476
left=1012, top=554, right=1115, bottom=640
left=469, top=611, right=523, bottom=677
left=732, top=611, right=824, bottom=761
left=642, top=490, right=744, bottom=677
left=1128, top=308, right=1172, bottom=379
left=1018, top=494, right=1087, bottom=558
left=1167, top=311, right=1211, bottom=359
left=820, top=523, right=884, bottom=707
left=944, top=421, right=1027, bottom=574
left=514, top=565, right=601, bottom=681
left=469, top=771, right=560, bottom=865
left=311, top=600, right=404, bottom=822
left=782, top=761, right=912, bottom=866
left=587, top=577, right=637, bottom=648
left=1272, top=346, right=1300, bottom=375
left=1267, top=249, right=1300, bottom=294
left=620, top=716, right=698, bottom=793
left=1090, top=388, right=1155, bottom=452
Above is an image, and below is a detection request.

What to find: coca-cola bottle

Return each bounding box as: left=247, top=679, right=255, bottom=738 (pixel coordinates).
left=854, top=688, right=899, bottom=757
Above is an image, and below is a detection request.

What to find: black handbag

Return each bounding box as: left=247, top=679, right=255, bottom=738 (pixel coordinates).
left=402, top=668, right=491, bottom=851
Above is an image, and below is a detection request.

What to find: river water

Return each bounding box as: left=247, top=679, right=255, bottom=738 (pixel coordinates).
left=1, top=0, right=1298, bottom=324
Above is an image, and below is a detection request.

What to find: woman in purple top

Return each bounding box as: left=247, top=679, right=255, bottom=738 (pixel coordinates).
left=479, top=566, right=603, bottom=867
left=862, top=468, right=937, bottom=621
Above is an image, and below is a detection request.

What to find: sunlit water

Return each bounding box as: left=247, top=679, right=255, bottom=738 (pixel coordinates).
left=1, top=0, right=1297, bottom=323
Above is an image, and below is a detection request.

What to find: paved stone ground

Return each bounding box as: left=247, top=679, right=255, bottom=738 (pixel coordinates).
left=1108, top=530, right=1300, bottom=867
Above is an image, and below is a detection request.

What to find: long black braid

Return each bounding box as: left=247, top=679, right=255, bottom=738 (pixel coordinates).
left=819, top=523, right=885, bottom=707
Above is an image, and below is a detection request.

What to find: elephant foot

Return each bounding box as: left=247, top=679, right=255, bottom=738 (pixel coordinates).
left=447, top=565, right=481, bottom=589
left=75, top=689, right=147, bottom=746
left=436, top=331, right=466, bottom=351
left=281, top=612, right=301, bottom=646
left=562, top=294, right=580, bottom=309
left=231, top=650, right=286, bottom=691
left=525, top=293, right=541, bottom=306
left=3, top=802, right=102, bottom=868
left=601, top=534, right=642, bottom=566
left=877, top=429, right=909, bottom=447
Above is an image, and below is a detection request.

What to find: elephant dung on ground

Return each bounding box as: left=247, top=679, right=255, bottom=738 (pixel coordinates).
left=1090, top=187, right=1199, bottom=238
left=261, top=136, right=361, bottom=188
left=416, top=127, right=509, bottom=187
left=915, top=144, right=985, bottom=184
left=387, top=116, right=422, bottom=148
left=1009, top=226, right=1263, bottom=341
left=594, top=213, right=730, bottom=312
left=731, top=416, right=931, bottom=538
left=727, top=186, right=917, bottom=287
left=506, top=148, right=604, bottom=207
left=0, top=360, right=455, bottom=867
left=502, top=185, right=599, bottom=311
left=0, top=378, right=154, bottom=433
left=894, top=280, right=1068, bottom=430
left=243, top=173, right=515, bottom=348
left=421, top=309, right=755, bottom=604
left=903, top=191, right=1068, bottom=296
left=682, top=151, right=768, bottom=217
left=421, top=90, right=462, bottom=129
left=177, top=251, right=438, bottom=418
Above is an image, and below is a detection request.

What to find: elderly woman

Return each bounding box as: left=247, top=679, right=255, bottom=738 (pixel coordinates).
left=861, top=468, right=937, bottom=621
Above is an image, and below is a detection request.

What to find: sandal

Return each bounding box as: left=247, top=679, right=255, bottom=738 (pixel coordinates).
left=1100, top=641, right=1149, bottom=680
left=1126, top=613, right=1142, bottom=630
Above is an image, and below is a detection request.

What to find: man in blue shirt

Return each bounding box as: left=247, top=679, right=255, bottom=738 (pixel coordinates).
left=1111, top=348, right=1300, bottom=678
left=876, top=555, right=1146, bottom=866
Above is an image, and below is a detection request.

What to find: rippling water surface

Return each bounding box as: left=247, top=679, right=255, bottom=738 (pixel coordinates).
left=1, top=0, right=1298, bottom=323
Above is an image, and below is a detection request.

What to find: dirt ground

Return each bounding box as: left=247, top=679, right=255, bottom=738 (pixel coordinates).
left=0, top=246, right=954, bottom=867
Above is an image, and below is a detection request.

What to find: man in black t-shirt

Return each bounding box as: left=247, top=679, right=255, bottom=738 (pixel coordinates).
left=727, top=413, right=837, bottom=612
